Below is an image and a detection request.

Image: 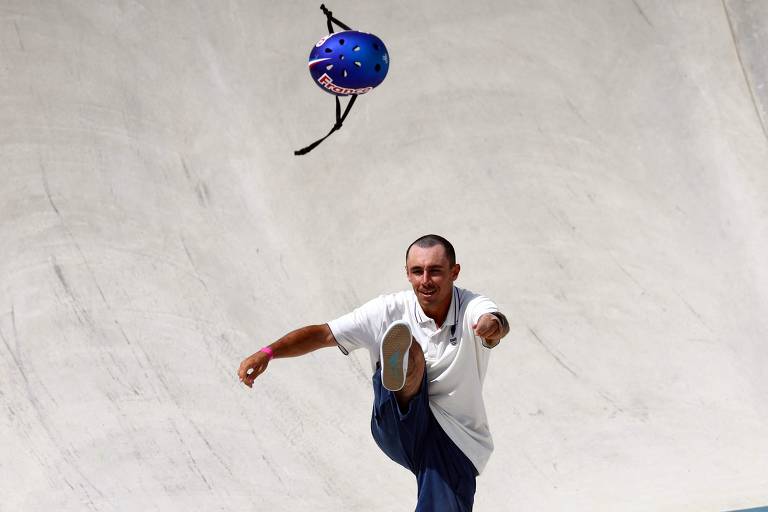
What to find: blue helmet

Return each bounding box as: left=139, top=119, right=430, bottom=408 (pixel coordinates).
left=307, top=30, right=389, bottom=96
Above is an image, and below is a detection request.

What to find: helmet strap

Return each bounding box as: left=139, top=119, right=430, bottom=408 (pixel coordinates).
left=320, top=3, right=351, bottom=32
left=294, top=94, right=357, bottom=156
left=294, top=4, right=357, bottom=156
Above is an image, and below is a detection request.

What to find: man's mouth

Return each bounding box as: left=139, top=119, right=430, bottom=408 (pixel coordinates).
left=419, top=288, right=437, bottom=297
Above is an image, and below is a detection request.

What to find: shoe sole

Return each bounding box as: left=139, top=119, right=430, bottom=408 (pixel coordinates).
left=380, top=323, right=412, bottom=392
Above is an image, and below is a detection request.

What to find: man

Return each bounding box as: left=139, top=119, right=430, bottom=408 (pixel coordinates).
left=238, top=234, right=510, bottom=511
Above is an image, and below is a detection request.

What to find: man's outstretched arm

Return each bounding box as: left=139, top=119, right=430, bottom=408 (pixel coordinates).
left=237, top=324, right=337, bottom=388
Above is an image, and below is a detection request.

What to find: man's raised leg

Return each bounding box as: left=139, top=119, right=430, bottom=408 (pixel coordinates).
left=371, top=325, right=476, bottom=511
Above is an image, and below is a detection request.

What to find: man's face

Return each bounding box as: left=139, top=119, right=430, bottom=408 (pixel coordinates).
left=406, top=244, right=460, bottom=311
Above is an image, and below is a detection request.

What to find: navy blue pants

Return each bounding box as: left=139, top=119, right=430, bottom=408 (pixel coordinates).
left=370, top=364, right=478, bottom=512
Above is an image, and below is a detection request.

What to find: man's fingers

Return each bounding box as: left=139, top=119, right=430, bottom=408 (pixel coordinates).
left=241, top=371, right=256, bottom=388
left=238, top=353, right=269, bottom=388
left=239, top=360, right=269, bottom=388
left=474, top=319, right=501, bottom=339
left=473, top=320, right=488, bottom=333
left=237, top=357, right=254, bottom=380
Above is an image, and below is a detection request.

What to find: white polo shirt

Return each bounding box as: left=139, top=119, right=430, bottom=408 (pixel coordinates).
left=327, top=286, right=499, bottom=474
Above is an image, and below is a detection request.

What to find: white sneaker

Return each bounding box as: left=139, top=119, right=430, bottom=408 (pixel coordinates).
left=380, top=321, right=413, bottom=392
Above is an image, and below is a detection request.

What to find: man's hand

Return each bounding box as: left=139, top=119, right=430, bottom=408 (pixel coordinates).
left=473, top=313, right=509, bottom=347
left=238, top=351, right=271, bottom=388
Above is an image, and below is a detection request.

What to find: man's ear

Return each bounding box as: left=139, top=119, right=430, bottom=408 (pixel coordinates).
left=451, top=263, right=461, bottom=281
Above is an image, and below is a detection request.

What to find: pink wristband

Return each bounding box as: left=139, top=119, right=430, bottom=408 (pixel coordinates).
left=259, top=346, right=275, bottom=360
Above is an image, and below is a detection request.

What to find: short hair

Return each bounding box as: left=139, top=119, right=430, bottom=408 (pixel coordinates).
left=405, top=234, right=456, bottom=267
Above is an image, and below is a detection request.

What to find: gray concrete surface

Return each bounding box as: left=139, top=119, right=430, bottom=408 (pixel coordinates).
left=1, top=1, right=767, bottom=510
left=726, top=0, right=768, bottom=138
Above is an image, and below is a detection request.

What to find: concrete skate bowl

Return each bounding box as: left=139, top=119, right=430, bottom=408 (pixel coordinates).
left=1, top=1, right=767, bottom=511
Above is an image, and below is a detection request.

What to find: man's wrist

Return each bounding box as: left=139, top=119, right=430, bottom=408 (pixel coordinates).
left=490, top=312, right=509, bottom=333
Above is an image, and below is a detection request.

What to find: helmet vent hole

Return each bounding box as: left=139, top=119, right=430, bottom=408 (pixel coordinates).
left=375, top=63, right=381, bottom=72
left=354, top=61, right=361, bottom=68
left=340, top=54, right=345, bottom=60
left=324, top=48, right=332, bottom=53
left=326, top=64, right=333, bottom=70
left=343, top=69, right=348, bottom=78
left=353, top=45, right=360, bottom=52
left=373, top=43, right=380, bottom=50
left=339, top=39, right=345, bottom=45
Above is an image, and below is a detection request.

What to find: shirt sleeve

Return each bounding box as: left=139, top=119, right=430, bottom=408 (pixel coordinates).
left=466, top=294, right=499, bottom=324
left=327, top=296, right=387, bottom=355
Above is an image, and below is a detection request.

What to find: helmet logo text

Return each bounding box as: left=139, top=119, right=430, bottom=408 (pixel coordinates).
left=317, top=73, right=373, bottom=95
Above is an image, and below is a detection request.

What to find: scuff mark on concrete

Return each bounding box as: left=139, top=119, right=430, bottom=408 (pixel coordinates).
left=630, top=0, right=654, bottom=27
left=180, top=236, right=210, bottom=291
left=675, top=291, right=712, bottom=332
left=180, top=154, right=193, bottom=182
left=528, top=327, right=579, bottom=379
left=565, top=96, right=588, bottom=125
left=14, top=21, right=25, bottom=51
left=195, top=181, right=211, bottom=207
left=609, top=252, right=647, bottom=293
left=41, top=162, right=61, bottom=217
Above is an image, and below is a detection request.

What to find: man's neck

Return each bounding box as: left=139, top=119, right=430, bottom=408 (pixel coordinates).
left=420, top=288, right=454, bottom=327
